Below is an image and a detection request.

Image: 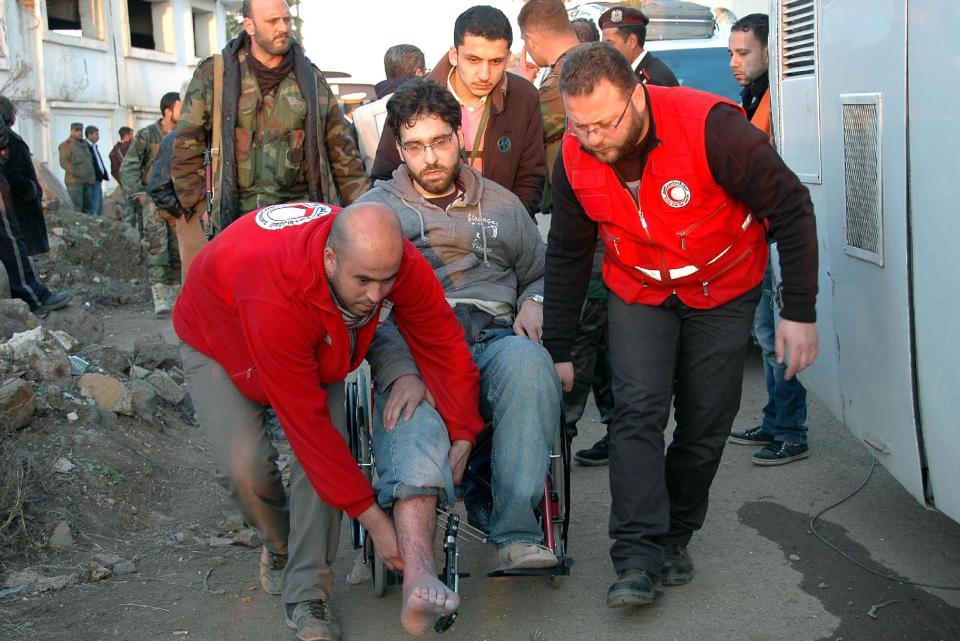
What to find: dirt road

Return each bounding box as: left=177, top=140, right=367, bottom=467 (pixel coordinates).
left=2, top=309, right=959, bottom=641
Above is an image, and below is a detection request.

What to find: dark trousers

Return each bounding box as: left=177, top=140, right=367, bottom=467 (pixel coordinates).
left=1, top=188, right=49, bottom=310
left=606, top=286, right=760, bottom=575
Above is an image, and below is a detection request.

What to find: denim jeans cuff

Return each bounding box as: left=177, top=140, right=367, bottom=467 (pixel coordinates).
left=492, top=534, right=544, bottom=548
left=377, top=483, right=453, bottom=510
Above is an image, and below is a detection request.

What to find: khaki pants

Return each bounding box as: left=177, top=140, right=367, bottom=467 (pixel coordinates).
left=180, top=343, right=345, bottom=604
left=175, top=212, right=208, bottom=282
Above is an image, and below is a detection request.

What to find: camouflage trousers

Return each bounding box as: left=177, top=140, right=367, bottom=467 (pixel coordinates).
left=143, top=202, right=181, bottom=285
left=563, top=291, right=615, bottom=439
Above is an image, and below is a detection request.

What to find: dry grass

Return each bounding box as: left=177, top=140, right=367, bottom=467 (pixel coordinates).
left=0, top=435, right=39, bottom=554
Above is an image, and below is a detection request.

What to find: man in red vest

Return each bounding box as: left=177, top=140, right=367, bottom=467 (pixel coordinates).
left=543, top=42, right=819, bottom=608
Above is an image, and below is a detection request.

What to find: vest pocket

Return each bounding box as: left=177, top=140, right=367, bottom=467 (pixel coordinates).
left=277, top=129, right=306, bottom=188
left=234, top=128, right=255, bottom=189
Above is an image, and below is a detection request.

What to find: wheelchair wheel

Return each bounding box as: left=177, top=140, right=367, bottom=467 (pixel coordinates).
left=365, top=530, right=387, bottom=597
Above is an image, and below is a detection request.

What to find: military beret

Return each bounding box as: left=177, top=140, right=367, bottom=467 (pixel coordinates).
left=70, top=122, right=84, bottom=130
left=598, top=6, right=650, bottom=29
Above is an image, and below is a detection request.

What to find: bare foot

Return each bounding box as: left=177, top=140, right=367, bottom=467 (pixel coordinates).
left=400, top=574, right=460, bottom=636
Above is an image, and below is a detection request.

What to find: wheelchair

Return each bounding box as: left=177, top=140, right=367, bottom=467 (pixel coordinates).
left=345, top=368, right=573, bottom=633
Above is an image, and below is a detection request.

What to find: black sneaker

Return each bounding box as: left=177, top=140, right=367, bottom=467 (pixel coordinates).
left=465, top=500, right=492, bottom=534
left=606, top=568, right=663, bottom=608
left=285, top=600, right=342, bottom=641
left=661, top=544, right=694, bottom=586
left=728, top=426, right=775, bottom=446
left=574, top=434, right=609, bottom=466
left=752, top=440, right=810, bottom=466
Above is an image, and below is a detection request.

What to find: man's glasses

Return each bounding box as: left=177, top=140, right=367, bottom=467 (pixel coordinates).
left=570, top=100, right=631, bottom=139
left=399, top=132, right=455, bottom=156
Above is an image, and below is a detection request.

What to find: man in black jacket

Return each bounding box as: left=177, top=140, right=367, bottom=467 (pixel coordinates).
left=0, top=118, right=71, bottom=314
left=0, top=97, right=47, bottom=256
left=599, top=6, right=679, bottom=87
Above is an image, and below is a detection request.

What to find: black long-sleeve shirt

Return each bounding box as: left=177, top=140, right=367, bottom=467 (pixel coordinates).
left=543, top=102, right=818, bottom=363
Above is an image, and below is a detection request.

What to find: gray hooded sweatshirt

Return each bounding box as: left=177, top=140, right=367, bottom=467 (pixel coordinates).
left=358, top=162, right=545, bottom=389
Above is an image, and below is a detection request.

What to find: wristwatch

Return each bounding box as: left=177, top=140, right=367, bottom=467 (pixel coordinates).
left=528, top=294, right=544, bottom=304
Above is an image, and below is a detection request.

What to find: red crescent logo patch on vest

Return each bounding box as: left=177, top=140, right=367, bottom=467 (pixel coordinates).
left=661, top=180, right=691, bottom=208
left=255, top=203, right=333, bottom=231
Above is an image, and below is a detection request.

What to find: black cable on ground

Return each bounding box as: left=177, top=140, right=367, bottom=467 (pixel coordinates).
left=808, top=449, right=960, bottom=591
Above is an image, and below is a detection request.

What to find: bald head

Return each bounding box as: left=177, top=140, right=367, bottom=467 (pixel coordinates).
left=324, top=203, right=404, bottom=317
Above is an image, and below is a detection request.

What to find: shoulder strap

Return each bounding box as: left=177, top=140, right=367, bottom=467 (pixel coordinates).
left=212, top=54, right=224, bottom=186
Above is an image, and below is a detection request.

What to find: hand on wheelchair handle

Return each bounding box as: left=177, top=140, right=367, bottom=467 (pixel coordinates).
left=555, top=361, right=574, bottom=392
left=383, top=374, right=434, bottom=430
left=357, top=504, right=404, bottom=571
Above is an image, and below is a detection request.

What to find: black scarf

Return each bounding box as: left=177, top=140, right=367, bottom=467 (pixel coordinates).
left=219, top=33, right=322, bottom=229
left=741, top=73, right=770, bottom=120
left=245, top=41, right=296, bottom=96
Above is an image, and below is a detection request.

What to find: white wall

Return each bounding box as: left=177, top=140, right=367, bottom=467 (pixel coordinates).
left=0, top=0, right=237, bottom=187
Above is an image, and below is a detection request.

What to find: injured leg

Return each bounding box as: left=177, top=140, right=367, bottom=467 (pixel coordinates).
left=394, top=494, right=459, bottom=635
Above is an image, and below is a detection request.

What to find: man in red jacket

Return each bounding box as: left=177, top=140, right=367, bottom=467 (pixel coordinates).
left=543, top=43, right=819, bottom=608
left=175, top=202, right=483, bottom=640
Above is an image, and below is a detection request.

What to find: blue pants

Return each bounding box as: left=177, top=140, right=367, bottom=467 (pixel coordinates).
left=86, top=182, right=103, bottom=216
left=372, top=328, right=561, bottom=546
left=753, top=260, right=808, bottom=444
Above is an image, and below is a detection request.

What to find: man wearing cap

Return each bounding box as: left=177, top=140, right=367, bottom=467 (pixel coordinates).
left=599, top=6, right=679, bottom=87
left=544, top=42, right=818, bottom=608
left=58, top=123, right=95, bottom=213
left=371, top=5, right=545, bottom=218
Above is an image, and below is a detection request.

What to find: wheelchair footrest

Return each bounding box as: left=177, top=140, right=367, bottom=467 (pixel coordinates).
left=487, top=556, right=574, bottom=578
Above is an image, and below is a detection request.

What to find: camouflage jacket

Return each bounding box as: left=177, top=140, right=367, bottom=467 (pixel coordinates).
left=58, top=137, right=95, bottom=185
left=173, top=35, right=368, bottom=231
left=119, top=120, right=167, bottom=197
left=538, top=50, right=571, bottom=214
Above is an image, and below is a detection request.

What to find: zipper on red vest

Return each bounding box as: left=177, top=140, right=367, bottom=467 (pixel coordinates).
left=677, top=202, right=729, bottom=251
left=701, top=247, right=753, bottom=296
left=601, top=228, right=622, bottom=256
left=622, top=185, right=653, bottom=243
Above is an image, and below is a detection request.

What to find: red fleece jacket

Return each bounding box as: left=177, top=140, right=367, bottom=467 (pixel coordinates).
left=173, top=203, right=483, bottom=518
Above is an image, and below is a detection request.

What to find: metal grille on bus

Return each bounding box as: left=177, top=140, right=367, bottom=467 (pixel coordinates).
left=841, top=102, right=883, bottom=262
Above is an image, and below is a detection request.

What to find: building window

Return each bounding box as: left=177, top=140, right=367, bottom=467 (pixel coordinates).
left=193, top=8, right=216, bottom=58
left=47, top=0, right=104, bottom=40
left=127, top=0, right=174, bottom=53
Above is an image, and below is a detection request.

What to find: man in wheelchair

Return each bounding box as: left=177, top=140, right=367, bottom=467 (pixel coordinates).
left=175, top=203, right=484, bottom=641
left=359, top=78, right=564, bottom=580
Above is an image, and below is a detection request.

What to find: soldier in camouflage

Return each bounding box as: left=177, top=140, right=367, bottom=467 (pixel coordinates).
left=120, top=92, right=183, bottom=315
left=519, top=0, right=616, bottom=461
left=58, top=123, right=95, bottom=214
left=172, top=1, right=368, bottom=239
left=171, top=2, right=368, bottom=641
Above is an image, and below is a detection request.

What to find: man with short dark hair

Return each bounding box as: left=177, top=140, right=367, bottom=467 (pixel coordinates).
left=545, top=41, right=818, bottom=608
left=371, top=5, right=545, bottom=217
left=354, top=44, right=427, bottom=172
left=84, top=125, right=110, bottom=217
left=518, top=0, right=617, bottom=455
left=58, top=122, right=94, bottom=213
left=121, top=91, right=183, bottom=314
left=176, top=201, right=483, bottom=641
left=599, top=6, right=679, bottom=87
left=110, top=126, right=134, bottom=186
left=360, top=78, right=561, bottom=590
left=377, top=44, right=427, bottom=99
left=726, top=14, right=811, bottom=465
left=572, top=17, right=600, bottom=43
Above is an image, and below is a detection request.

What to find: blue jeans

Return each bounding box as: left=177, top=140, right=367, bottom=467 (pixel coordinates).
left=86, top=182, right=103, bottom=216
left=753, top=260, right=808, bottom=444
left=371, top=393, right=457, bottom=509
left=373, top=328, right=561, bottom=547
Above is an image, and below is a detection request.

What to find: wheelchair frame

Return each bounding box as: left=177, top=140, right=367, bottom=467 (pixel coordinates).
left=345, top=368, right=573, bottom=632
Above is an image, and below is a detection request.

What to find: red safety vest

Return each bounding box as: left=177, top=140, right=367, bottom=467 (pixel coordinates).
left=562, top=85, right=768, bottom=309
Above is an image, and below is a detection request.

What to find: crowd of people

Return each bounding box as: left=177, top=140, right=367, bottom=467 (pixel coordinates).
left=0, top=1, right=818, bottom=639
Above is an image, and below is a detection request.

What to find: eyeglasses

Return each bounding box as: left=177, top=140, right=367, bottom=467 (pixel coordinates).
left=399, top=132, right=455, bottom=156
left=570, top=100, right=631, bottom=139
